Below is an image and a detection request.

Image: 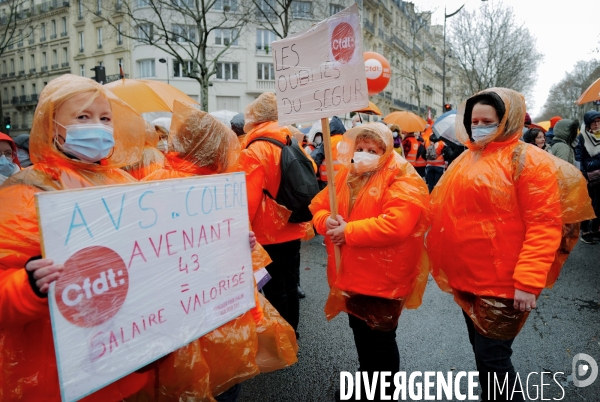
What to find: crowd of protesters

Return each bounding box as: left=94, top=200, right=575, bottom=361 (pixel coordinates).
left=0, top=77, right=597, bottom=402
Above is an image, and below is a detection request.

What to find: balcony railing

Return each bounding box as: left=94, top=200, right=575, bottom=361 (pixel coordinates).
left=61, top=31, right=67, bottom=37
left=51, top=64, right=59, bottom=69
left=29, top=68, right=36, bottom=73
left=50, top=33, right=57, bottom=39
left=7, top=44, right=13, bottom=50
left=1, top=73, right=6, bottom=78
left=378, top=28, right=385, bottom=39
left=28, top=38, right=34, bottom=44
left=79, top=47, right=84, bottom=53
left=18, top=70, right=24, bottom=75
left=2, top=99, right=9, bottom=104
left=41, top=66, right=48, bottom=72
left=105, top=73, right=130, bottom=83
left=255, top=80, right=275, bottom=91
left=40, top=36, right=46, bottom=42
left=61, top=62, right=69, bottom=67
left=97, top=44, right=103, bottom=49
left=11, top=94, right=38, bottom=105
left=9, top=72, right=15, bottom=77
left=117, top=39, right=123, bottom=46
left=17, top=42, right=24, bottom=47
left=364, top=19, right=375, bottom=34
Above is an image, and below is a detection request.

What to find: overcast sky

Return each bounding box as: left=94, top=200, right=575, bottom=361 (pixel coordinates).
left=417, top=0, right=600, bottom=118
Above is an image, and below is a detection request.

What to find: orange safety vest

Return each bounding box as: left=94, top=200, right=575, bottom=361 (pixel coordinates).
left=319, top=135, right=344, bottom=182
left=403, top=137, right=426, bottom=168
left=426, top=141, right=446, bottom=167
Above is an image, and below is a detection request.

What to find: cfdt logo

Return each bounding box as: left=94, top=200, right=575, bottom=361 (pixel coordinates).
left=55, top=246, right=129, bottom=327
left=365, top=58, right=383, bottom=80
left=331, top=22, right=356, bottom=63
left=572, top=353, right=598, bottom=388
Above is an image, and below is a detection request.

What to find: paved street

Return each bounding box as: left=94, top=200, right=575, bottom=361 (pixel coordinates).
left=240, top=235, right=600, bottom=401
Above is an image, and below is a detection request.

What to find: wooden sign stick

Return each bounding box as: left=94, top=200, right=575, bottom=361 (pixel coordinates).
left=320, top=117, right=341, bottom=273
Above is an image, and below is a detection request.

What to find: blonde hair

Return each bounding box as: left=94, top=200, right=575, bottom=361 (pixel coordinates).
left=356, top=130, right=386, bottom=151
left=53, top=88, right=104, bottom=120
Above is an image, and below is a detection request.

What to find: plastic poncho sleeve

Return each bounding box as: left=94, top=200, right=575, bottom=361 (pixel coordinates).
left=238, top=150, right=267, bottom=223
left=0, top=183, right=49, bottom=326
left=345, top=200, right=421, bottom=248
left=513, top=154, right=562, bottom=294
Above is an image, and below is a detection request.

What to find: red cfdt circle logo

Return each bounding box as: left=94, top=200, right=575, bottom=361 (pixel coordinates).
left=55, top=246, right=129, bottom=327
left=331, top=22, right=356, bottom=63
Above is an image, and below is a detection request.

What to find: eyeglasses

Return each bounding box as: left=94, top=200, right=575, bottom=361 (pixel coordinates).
left=1, top=151, right=13, bottom=158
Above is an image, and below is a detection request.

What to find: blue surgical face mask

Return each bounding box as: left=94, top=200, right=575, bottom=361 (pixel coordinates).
left=16, top=149, right=31, bottom=167
left=471, top=124, right=498, bottom=142
left=56, top=122, right=115, bottom=163
left=0, top=155, right=16, bottom=177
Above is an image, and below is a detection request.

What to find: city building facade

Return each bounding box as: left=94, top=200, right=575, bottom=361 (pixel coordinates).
left=1, top=0, right=459, bottom=135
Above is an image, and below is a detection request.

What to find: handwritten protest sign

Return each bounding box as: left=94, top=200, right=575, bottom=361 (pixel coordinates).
left=35, top=173, right=254, bottom=402
left=271, top=3, right=368, bottom=125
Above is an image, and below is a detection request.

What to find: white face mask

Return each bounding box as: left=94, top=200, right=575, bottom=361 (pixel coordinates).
left=352, top=151, right=380, bottom=173
left=314, top=136, right=322, bottom=145
left=393, top=131, right=399, bottom=138
left=471, top=124, right=498, bottom=142
left=157, top=139, right=168, bottom=153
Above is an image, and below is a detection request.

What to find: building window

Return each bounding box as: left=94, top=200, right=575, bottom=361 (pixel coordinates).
left=171, top=0, right=194, bottom=6
left=78, top=0, right=83, bottom=18
left=256, top=29, right=276, bottom=51
left=3, top=88, right=7, bottom=101
left=137, top=24, right=153, bottom=41
left=137, top=0, right=150, bottom=7
left=173, top=60, right=193, bottom=77
left=1, top=61, right=5, bottom=74
left=213, top=0, right=238, bottom=11
left=40, top=23, right=46, bottom=41
left=42, top=52, right=47, bottom=67
left=63, top=48, right=68, bottom=63
left=214, top=28, right=238, bottom=46
left=215, top=62, right=238, bottom=80
left=80, top=64, right=85, bottom=76
left=32, top=83, right=36, bottom=95
left=79, top=31, right=84, bottom=52
left=138, top=59, right=155, bottom=77
left=19, top=57, right=24, bottom=72
left=292, top=1, right=311, bottom=18
left=257, top=62, right=274, bottom=80
left=97, top=27, right=103, bottom=49
left=52, top=50, right=57, bottom=66
left=21, top=85, right=25, bottom=96
left=172, top=24, right=196, bottom=43
left=256, top=0, right=276, bottom=17
left=96, top=0, right=102, bottom=13
left=11, top=87, right=16, bottom=98
left=330, top=4, right=344, bottom=16
left=9, top=59, right=14, bottom=73
left=30, top=54, right=35, bottom=70
left=52, top=20, right=57, bottom=36
left=116, top=23, right=123, bottom=45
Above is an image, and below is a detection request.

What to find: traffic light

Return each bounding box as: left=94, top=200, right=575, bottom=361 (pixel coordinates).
left=443, top=103, right=452, bottom=112
left=4, top=116, right=11, bottom=130
left=91, top=66, right=106, bottom=84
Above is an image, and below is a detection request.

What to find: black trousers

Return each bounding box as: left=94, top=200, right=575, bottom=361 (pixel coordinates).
left=463, top=312, right=525, bottom=401
left=262, top=239, right=301, bottom=332
left=347, top=314, right=399, bottom=401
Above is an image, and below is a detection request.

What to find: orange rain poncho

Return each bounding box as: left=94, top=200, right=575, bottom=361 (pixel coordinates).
left=427, top=88, right=595, bottom=339
left=121, top=121, right=166, bottom=180
left=236, top=93, right=315, bottom=245
left=0, top=75, right=148, bottom=401
left=309, top=123, right=430, bottom=330
left=140, top=101, right=298, bottom=401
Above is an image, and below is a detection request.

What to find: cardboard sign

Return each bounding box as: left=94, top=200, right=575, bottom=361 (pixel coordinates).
left=35, top=173, right=254, bottom=402
left=272, top=3, right=368, bottom=125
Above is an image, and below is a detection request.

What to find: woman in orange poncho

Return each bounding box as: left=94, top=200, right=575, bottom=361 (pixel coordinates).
left=427, top=88, right=594, bottom=401
left=140, top=101, right=298, bottom=402
left=121, top=121, right=166, bottom=179
left=0, top=74, right=149, bottom=401
left=309, top=123, right=429, bottom=394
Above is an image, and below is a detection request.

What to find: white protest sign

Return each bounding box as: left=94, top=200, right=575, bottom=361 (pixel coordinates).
left=35, top=173, right=254, bottom=402
left=271, top=3, right=368, bottom=125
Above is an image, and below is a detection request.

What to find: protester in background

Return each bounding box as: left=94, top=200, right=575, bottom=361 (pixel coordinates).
left=237, top=92, right=316, bottom=338
left=521, top=112, right=532, bottom=136
left=578, top=110, right=600, bottom=244
left=428, top=88, right=593, bottom=401
left=523, top=127, right=549, bottom=151
left=0, top=74, right=150, bottom=401
left=546, top=115, right=562, bottom=144
left=351, top=113, right=362, bottom=127
left=550, top=119, right=579, bottom=165
left=13, top=134, right=31, bottom=167
left=389, top=124, right=404, bottom=156
left=310, top=123, right=429, bottom=400
left=122, top=121, right=166, bottom=180
left=425, top=134, right=446, bottom=192
left=402, top=131, right=427, bottom=179
left=311, top=116, right=346, bottom=190
left=152, top=117, right=171, bottom=154
left=143, top=101, right=298, bottom=402
left=231, top=113, right=246, bottom=144
left=0, top=133, right=21, bottom=185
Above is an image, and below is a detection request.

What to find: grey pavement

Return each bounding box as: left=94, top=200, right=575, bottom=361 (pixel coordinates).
left=239, top=236, right=600, bottom=402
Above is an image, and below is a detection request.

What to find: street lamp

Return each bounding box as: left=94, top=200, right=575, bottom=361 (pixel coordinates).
left=442, top=0, right=487, bottom=106
left=159, top=58, right=169, bottom=85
